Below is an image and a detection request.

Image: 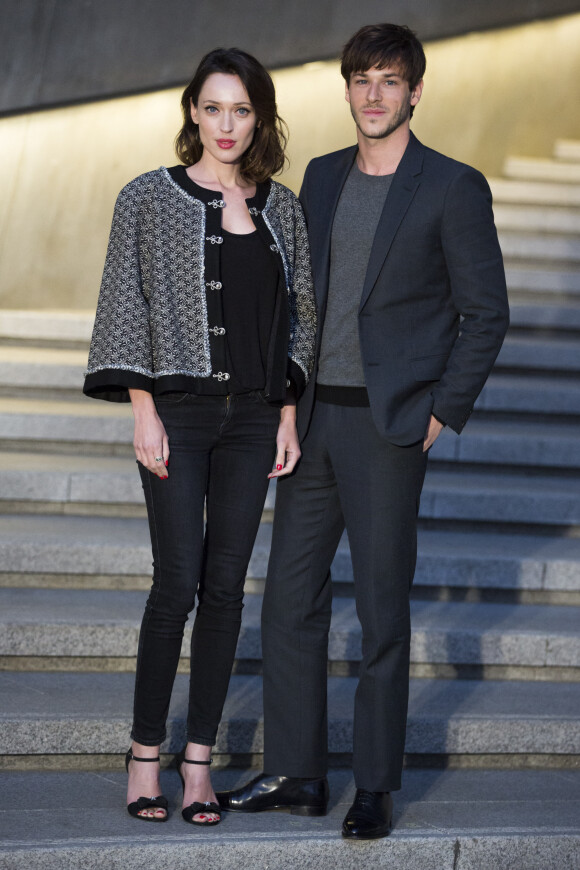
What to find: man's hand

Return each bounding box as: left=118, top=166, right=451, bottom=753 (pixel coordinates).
left=423, top=414, right=444, bottom=452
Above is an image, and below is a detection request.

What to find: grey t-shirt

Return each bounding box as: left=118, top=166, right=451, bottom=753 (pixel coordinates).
left=317, top=162, right=393, bottom=387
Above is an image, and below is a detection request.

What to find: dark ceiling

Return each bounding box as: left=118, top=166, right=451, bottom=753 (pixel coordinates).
left=2, top=0, right=579, bottom=114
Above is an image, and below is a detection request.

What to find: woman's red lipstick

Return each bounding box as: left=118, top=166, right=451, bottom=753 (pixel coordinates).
left=217, top=139, right=236, bottom=149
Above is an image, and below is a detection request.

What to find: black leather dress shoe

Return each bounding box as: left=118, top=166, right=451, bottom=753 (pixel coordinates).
left=342, top=789, right=393, bottom=839
left=216, top=772, right=329, bottom=816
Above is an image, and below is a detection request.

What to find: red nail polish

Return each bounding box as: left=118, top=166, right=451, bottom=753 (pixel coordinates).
left=276, top=464, right=283, bottom=471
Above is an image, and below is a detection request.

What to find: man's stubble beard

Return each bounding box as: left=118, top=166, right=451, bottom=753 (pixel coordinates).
left=351, top=97, right=411, bottom=141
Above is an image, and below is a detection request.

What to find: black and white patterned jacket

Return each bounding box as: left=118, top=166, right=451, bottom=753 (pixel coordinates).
left=84, top=167, right=316, bottom=403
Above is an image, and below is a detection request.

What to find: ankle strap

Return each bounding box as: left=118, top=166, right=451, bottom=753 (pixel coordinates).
left=128, top=751, right=160, bottom=763
left=182, top=757, right=213, bottom=765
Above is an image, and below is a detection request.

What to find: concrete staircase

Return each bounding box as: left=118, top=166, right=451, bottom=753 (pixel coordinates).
left=1, top=141, right=580, bottom=867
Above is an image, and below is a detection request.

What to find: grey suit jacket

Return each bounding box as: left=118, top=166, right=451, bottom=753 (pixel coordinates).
left=298, top=132, right=510, bottom=446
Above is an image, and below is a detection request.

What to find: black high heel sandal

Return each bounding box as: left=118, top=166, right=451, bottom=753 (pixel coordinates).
left=176, top=751, right=221, bottom=826
left=125, top=748, right=169, bottom=822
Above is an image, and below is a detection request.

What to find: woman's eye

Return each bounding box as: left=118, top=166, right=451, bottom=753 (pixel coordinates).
left=237, top=107, right=250, bottom=116
left=206, top=106, right=218, bottom=113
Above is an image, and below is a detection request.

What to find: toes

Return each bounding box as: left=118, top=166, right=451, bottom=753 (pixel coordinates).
left=193, top=812, right=220, bottom=823
left=138, top=808, right=166, bottom=819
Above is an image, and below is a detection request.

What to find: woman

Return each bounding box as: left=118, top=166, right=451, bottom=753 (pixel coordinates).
left=84, top=47, right=316, bottom=826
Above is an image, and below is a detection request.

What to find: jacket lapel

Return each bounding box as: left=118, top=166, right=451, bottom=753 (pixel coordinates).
left=314, top=146, right=357, bottom=310
left=359, top=132, right=424, bottom=312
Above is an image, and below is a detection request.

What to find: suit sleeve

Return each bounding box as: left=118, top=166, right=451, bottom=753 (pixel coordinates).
left=431, top=167, right=509, bottom=432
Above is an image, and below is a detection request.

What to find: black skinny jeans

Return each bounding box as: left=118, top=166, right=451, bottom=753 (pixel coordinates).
left=131, top=391, right=279, bottom=747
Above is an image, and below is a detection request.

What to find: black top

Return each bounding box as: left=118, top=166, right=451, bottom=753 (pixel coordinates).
left=221, top=228, right=278, bottom=392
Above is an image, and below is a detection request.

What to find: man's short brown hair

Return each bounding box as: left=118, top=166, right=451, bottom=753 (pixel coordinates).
left=341, top=23, right=426, bottom=90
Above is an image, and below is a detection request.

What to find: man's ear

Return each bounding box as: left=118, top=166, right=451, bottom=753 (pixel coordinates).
left=410, top=79, right=424, bottom=108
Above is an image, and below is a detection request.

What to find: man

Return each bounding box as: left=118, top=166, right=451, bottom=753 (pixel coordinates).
left=218, top=23, right=509, bottom=839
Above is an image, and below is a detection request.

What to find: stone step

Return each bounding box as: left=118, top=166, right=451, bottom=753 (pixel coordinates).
left=1, top=311, right=580, bottom=403
left=0, top=309, right=93, bottom=348
left=503, top=156, right=580, bottom=184
left=392, top=528, right=580, bottom=595
left=508, top=302, right=580, bottom=333
left=421, top=468, right=580, bottom=528
left=0, top=515, right=578, bottom=595
left=494, top=203, right=580, bottom=235
left=555, top=139, right=580, bottom=162
left=2, top=769, right=578, bottom=870
left=0, top=397, right=133, bottom=453
left=0, top=338, right=580, bottom=408
left=240, top=597, right=580, bottom=670
left=498, top=231, right=580, bottom=264
left=1, top=671, right=578, bottom=757
left=0, top=344, right=573, bottom=413
left=477, top=373, right=580, bottom=416
left=0, top=453, right=147, bottom=516
left=496, top=334, right=580, bottom=373
left=2, top=301, right=580, bottom=399
left=0, top=346, right=86, bottom=394
left=1, top=398, right=579, bottom=467
left=505, top=265, right=580, bottom=300
left=1, top=588, right=577, bottom=672
left=431, top=419, right=580, bottom=469
left=0, top=456, right=578, bottom=528
left=490, top=177, right=580, bottom=207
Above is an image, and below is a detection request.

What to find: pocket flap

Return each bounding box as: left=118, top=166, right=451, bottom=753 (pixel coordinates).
left=411, top=353, right=448, bottom=381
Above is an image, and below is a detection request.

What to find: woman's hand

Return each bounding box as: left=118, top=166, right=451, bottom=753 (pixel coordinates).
left=268, top=398, right=301, bottom=479
left=129, top=389, right=170, bottom=478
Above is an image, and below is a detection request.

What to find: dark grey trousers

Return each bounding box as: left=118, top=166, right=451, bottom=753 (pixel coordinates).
left=261, top=399, right=428, bottom=792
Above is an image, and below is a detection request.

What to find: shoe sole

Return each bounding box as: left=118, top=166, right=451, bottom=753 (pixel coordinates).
left=342, top=822, right=392, bottom=840
left=222, top=804, right=327, bottom=817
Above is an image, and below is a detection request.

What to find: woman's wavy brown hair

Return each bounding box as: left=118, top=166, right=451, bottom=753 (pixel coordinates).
left=175, top=48, right=288, bottom=183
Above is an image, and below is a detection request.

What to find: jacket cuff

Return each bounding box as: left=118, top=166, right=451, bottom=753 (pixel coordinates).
left=287, top=359, right=306, bottom=400
left=432, top=401, right=472, bottom=435
left=83, top=369, right=154, bottom=402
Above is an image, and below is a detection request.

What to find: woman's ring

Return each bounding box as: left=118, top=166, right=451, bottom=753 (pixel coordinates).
left=154, top=457, right=163, bottom=462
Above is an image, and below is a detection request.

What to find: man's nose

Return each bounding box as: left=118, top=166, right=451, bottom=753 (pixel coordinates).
left=367, top=82, right=381, bottom=102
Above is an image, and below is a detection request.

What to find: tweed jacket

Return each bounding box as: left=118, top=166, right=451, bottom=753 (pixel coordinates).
left=84, top=167, right=316, bottom=403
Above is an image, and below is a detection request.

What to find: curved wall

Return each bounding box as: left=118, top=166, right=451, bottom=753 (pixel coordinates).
left=3, top=0, right=580, bottom=113
left=1, top=14, right=580, bottom=308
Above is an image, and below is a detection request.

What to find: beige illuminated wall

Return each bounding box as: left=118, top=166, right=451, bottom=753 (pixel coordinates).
left=1, top=13, right=580, bottom=309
